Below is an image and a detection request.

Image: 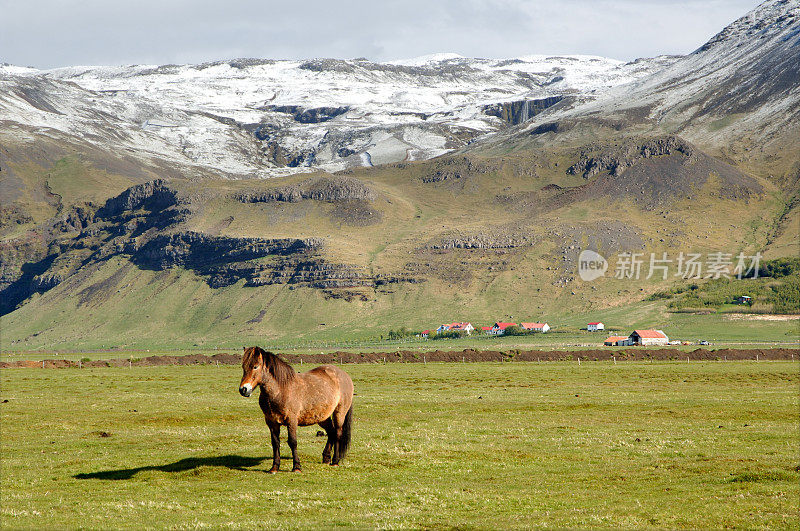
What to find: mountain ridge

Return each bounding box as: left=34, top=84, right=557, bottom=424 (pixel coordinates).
left=1, top=0, right=798, bottom=349
left=0, top=53, right=678, bottom=178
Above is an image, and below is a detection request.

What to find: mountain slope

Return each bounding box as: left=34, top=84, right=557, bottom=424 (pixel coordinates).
left=1, top=1, right=798, bottom=350
left=503, top=0, right=800, bottom=181
left=0, top=54, right=676, bottom=177
left=0, top=139, right=779, bottom=349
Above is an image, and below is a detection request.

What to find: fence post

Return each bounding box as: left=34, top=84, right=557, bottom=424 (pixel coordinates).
left=613, top=356, right=616, bottom=365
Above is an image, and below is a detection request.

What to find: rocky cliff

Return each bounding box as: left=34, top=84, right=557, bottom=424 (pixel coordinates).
left=235, top=176, right=376, bottom=203
left=0, top=179, right=412, bottom=315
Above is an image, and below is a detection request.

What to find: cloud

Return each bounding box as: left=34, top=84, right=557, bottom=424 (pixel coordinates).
left=0, top=0, right=761, bottom=68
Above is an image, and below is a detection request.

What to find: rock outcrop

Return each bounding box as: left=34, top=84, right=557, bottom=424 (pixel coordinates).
left=96, top=179, right=178, bottom=217
left=235, top=176, right=376, bottom=203
left=426, top=232, right=535, bottom=250
left=483, top=96, right=565, bottom=125
left=420, top=156, right=496, bottom=183
left=567, top=135, right=696, bottom=179
left=264, top=105, right=349, bottom=124
left=0, top=179, right=409, bottom=314
left=131, top=232, right=324, bottom=270
left=558, top=135, right=762, bottom=209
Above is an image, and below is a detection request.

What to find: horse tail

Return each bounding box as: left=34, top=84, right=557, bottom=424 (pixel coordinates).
left=339, top=404, right=353, bottom=460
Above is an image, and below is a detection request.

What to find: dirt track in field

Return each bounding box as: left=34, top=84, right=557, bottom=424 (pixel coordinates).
left=0, top=348, right=797, bottom=369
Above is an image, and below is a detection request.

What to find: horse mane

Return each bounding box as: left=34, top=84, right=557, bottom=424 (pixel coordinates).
left=246, top=346, right=296, bottom=387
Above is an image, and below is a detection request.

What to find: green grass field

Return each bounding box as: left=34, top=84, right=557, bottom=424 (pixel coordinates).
left=2, top=361, right=798, bottom=528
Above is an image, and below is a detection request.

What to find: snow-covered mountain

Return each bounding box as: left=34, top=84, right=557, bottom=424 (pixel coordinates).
left=516, top=0, right=800, bottom=152
left=0, top=54, right=677, bottom=177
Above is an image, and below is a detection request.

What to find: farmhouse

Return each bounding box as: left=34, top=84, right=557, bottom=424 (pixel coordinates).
left=421, top=330, right=430, bottom=338
left=480, top=326, right=493, bottom=334
left=489, top=322, right=517, bottom=335
left=587, top=322, right=604, bottom=331
left=604, top=336, right=632, bottom=346
left=629, top=329, right=669, bottom=346
left=450, top=322, right=474, bottom=334
left=436, top=322, right=474, bottom=335
left=521, top=322, right=550, bottom=333
left=736, top=295, right=752, bottom=305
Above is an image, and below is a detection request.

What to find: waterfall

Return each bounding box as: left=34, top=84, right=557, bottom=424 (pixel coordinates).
left=522, top=99, right=530, bottom=122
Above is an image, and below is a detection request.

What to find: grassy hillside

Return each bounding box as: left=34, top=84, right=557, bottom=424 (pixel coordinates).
left=1, top=133, right=797, bottom=351
left=2, top=254, right=797, bottom=352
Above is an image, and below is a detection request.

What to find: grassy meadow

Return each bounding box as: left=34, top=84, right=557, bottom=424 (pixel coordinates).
left=2, top=361, right=798, bottom=528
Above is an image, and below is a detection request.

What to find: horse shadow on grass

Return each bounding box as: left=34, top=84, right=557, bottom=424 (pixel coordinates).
left=74, top=455, right=267, bottom=480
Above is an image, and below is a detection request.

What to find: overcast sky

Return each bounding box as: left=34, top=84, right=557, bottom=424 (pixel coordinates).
left=0, top=0, right=762, bottom=68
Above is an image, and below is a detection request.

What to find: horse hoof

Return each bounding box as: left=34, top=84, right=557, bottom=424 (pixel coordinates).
left=267, top=468, right=279, bottom=474
left=291, top=468, right=302, bottom=473
left=330, top=462, right=340, bottom=467
left=322, top=458, right=331, bottom=464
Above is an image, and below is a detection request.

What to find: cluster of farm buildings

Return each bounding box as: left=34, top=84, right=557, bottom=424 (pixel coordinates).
left=421, top=321, right=550, bottom=338
left=602, top=329, right=670, bottom=346
left=421, top=321, right=672, bottom=346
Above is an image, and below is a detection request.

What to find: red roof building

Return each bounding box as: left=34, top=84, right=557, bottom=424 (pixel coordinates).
left=436, top=322, right=474, bottom=335
left=487, top=322, right=517, bottom=335
left=629, top=329, right=669, bottom=345
left=604, top=336, right=630, bottom=346
left=521, top=322, right=550, bottom=332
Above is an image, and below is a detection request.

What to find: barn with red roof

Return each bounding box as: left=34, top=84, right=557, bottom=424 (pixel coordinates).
left=629, top=329, right=669, bottom=346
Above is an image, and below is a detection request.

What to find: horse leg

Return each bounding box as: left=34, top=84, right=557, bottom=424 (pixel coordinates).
left=287, top=421, right=301, bottom=472
left=319, top=418, right=335, bottom=464
left=267, top=422, right=281, bottom=473
left=330, top=411, right=344, bottom=466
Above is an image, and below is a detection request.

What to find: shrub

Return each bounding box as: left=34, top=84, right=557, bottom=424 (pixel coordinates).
left=386, top=327, right=414, bottom=340
left=503, top=325, right=525, bottom=336
left=757, top=257, right=800, bottom=279
left=770, top=276, right=800, bottom=313
left=432, top=330, right=466, bottom=340
left=646, top=290, right=673, bottom=301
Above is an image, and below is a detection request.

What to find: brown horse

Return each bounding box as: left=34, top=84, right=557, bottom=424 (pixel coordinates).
left=238, top=346, right=354, bottom=473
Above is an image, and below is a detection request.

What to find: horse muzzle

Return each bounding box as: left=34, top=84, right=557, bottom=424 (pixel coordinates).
left=239, top=384, right=252, bottom=397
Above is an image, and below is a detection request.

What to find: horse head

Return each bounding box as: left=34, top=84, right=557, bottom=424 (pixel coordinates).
left=239, top=346, right=266, bottom=397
